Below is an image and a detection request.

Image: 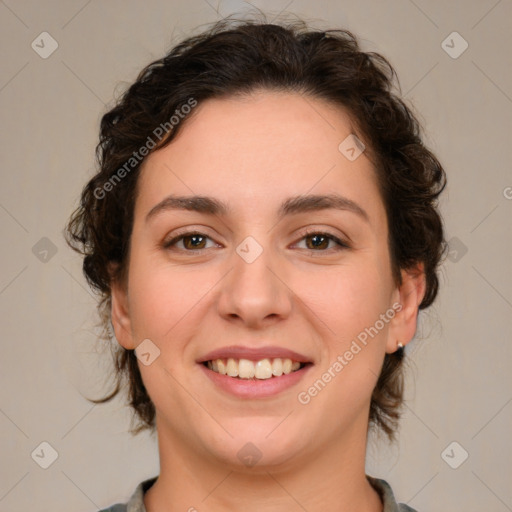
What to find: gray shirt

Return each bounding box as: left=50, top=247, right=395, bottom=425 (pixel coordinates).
left=98, top=475, right=417, bottom=511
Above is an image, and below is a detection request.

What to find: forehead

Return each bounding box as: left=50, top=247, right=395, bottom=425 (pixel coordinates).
left=135, top=90, right=384, bottom=223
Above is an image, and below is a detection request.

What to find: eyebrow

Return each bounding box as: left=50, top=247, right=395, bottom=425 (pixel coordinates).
left=145, top=193, right=369, bottom=223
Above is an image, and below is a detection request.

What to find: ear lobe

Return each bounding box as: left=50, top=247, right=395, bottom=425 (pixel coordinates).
left=386, top=263, right=427, bottom=354
left=110, top=277, right=136, bottom=350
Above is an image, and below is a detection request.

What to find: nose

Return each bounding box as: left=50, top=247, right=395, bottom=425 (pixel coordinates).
left=216, top=242, right=293, bottom=329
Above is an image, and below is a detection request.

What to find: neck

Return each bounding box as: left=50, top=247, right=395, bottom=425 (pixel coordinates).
left=144, top=415, right=382, bottom=512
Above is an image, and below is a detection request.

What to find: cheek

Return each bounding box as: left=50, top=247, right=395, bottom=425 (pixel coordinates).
left=295, top=260, right=393, bottom=406
left=297, top=261, right=392, bottom=340
left=126, top=252, right=221, bottom=344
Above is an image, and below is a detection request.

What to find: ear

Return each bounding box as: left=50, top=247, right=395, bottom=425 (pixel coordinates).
left=386, top=263, right=427, bottom=354
left=110, top=275, right=137, bottom=350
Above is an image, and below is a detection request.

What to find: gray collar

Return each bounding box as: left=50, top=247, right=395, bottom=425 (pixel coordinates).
left=124, top=475, right=417, bottom=512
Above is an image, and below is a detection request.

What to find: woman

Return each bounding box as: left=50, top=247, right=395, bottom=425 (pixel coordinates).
left=66, top=15, right=446, bottom=512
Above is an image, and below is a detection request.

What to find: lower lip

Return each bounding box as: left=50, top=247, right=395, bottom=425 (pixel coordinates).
left=199, top=363, right=313, bottom=399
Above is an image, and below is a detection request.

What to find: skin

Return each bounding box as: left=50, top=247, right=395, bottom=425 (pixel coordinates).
left=111, top=90, right=426, bottom=512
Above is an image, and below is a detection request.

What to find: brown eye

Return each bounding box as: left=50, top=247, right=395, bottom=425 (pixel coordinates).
left=305, top=233, right=331, bottom=250
left=182, top=234, right=207, bottom=250
left=296, top=231, right=349, bottom=252
left=163, top=232, right=216, bottom=252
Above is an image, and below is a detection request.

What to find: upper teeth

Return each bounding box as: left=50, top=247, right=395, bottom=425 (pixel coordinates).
left=207, top=358, right=301, bottom=379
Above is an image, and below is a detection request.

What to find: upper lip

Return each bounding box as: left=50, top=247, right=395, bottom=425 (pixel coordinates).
left=197, top=345, right=312, bottom=364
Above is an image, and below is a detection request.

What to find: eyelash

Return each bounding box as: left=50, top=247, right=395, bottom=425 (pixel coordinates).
left=162, top=228, right=350, bottom=254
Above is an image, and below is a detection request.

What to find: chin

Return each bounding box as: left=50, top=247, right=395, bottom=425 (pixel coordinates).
left=203, top=421, right=311, bottom=473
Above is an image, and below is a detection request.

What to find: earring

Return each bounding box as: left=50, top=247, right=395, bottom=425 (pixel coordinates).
left=397, top=342, right=404, bottom=350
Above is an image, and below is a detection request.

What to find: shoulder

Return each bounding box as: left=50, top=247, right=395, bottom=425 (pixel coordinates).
left=97, top=475, right=158, bottom=512
left=367, top=476, right=418, bottom=512
left=398, top=504, right=417, bottom=512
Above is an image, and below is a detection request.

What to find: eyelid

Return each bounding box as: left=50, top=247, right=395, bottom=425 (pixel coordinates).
left=292, top=227, right=350, bottom=251
left=162, top=229, right=221, bottom=251
left=162, top=226, right=350, bottom=253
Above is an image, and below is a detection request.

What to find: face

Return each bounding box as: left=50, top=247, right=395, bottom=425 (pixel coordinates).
left=111, top=90, right=424, bottom=471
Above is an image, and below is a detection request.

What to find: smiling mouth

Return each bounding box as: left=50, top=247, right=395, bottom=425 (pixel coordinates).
left=203, top=357, right=310, bottom=380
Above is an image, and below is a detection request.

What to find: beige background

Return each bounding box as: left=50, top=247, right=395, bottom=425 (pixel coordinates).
left=1, top=0, right=511, bottom=511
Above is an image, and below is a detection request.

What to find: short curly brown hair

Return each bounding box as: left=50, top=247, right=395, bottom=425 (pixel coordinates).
left=65, top=15, right=446, bottom=440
